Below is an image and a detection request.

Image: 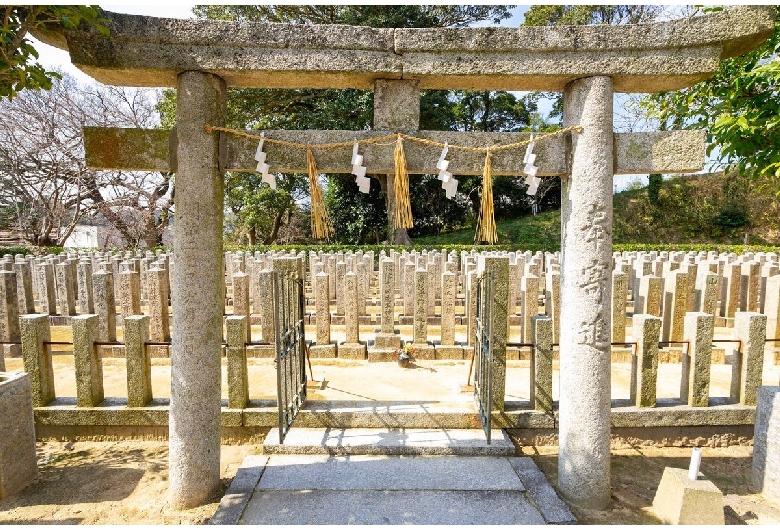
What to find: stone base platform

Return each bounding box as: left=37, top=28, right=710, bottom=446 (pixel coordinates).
left=338, top=342, right=367, bottom=359
left=210, top=451, right=576, bottom=525
left=308, top=343, right=337, bottom=358
left=262, top=427, right=515, bottom=456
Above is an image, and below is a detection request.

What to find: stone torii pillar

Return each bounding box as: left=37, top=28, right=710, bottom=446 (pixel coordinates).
left=168, top=71, right=227, bottom=509
left=559, top=76, right=614, bottom=509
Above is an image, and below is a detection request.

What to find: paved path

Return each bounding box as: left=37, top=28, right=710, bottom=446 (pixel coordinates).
left=210, top=428, right=576, bottom=525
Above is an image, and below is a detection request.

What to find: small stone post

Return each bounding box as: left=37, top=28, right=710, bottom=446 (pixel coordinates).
left=731, top=312, right=767, bottom=406
left=339, top=270, right=366, bottom=359
left=681, top=312, right=714, bottom=407
left=545, top=271, right=560, bottom=343
left=55, top=262, right=77, bottom=316
left=520, top=274, right=539, bottom=343
left=764, top=275, right=779, bottom=341
left=119, top=270, right=142, bottom=317
left=77, top=261, right=95, bottom=314
left=612, top=270, right=627, bottom=343
left=403, top=260, right=415, bottom=317
left=92, top=270, right=117, bottom=342
left=39, top=262, right=57, bottom=315
left=226, top=316, right=249, bottom=409
left=231, top=272, right=250, bottom=342
left=124, top=315, right=152, bottom=407
left=371, top=258, right=401, bottom=359
left=480, top=256, right=509, bottom=412
left=0, top=271, right=21, bottom=358
left=256, top=269, right=275, bottom=344
left=740, top=261, right=760, bottom=312
left=632, top=314, right=661, bottom=407
left=440, top=271, right=456, bottom=346
left=13, top=261, right=35, bottom=314
left=720, top=262, right=741, bottom=319
left=20, top=314, right=54, bottom=407
left=694, top=271, right=719, bottom=315
left=413, top=268, right=428, bottom=346
left=662, top=270, right=688, bottom=342
left=635, top=275, right=662, bottom=316
left=147, top=266, right=171, bottom=343
left=531, top=315, right=553, bottom=413
left=72, top=314, right=104, bottom=407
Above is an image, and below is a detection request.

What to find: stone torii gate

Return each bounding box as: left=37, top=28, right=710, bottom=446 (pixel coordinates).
left=33, top=6, right=774, bottom=510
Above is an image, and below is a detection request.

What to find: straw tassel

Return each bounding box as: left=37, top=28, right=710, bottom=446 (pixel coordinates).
left=475, top=149, right=498, bottom=244
left=393, top=136, right=414, bottom=229
left=306, top=149, right=333, bottom=240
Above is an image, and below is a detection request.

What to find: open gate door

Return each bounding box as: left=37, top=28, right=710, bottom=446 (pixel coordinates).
left=273, top=270, right=307, bottom=444
left=474, top=271, right=494, bottom=444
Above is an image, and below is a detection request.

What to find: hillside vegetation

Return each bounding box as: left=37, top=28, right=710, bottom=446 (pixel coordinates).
left=414, top=172, right=780, bottom=250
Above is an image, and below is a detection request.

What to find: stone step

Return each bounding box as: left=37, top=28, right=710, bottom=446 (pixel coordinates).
left=263, top=427, right=515, bottom=456
left=211, top=454, right=577, bottom=525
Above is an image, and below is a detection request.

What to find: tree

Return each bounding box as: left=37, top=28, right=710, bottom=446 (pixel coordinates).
left=1, top=5, right=108, bottom=100
left=523, top=5, right=665, bottom=122
left=0, top=72, right=171, bottom=248
left=639, top=8, right=780, bottom=186
left=179, top=4, right=516, bottom=245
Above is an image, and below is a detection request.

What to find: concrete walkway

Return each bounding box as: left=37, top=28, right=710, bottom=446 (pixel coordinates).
left=210, top=428, right=576, bottom=525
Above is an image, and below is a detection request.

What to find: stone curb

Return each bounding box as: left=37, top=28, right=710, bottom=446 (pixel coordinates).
left=208, top=455, right=268, bottom=525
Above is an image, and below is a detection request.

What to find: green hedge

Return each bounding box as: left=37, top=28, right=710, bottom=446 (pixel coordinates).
left=226, top=242, right=780, bottom=257
left=0, top=246, right=31, bottom=256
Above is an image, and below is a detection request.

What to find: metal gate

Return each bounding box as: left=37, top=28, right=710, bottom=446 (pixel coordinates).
left=273, top=271, right=307, bottom=444
left=474, top=271, right=494, bottom=444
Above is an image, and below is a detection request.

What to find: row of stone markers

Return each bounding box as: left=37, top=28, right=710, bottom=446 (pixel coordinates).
left=1, top=248, right=779, bottom=362
left=11, top=292, right=770, bottom=414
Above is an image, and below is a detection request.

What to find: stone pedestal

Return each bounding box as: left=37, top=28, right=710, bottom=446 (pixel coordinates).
left=0, top=372, right=38, bottom=500
left=652, top=467, right=724, bottom=525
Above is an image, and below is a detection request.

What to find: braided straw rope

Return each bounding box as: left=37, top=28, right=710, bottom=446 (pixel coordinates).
left=204, top=124, right=583, bottom=153
left=475, top=150, right=498, bottom=245
left=306, top=149, right=334, bottom=240
left=393, top=137, right=414, bottom=229
left=204, top=124, right=583, bottom=244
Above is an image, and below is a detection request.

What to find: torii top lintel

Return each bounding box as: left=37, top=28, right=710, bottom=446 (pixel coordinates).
left=32, top=6, right=775, bottom=93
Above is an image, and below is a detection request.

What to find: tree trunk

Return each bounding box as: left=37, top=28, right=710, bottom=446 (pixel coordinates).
left=247, top=226, right=256, bottom=246
left=377, top=173, right=412, bottom=245
left=263, top=210, right=285, bottom=244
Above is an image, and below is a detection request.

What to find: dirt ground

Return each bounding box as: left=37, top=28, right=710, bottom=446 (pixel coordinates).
left=2, top=441, right=780, bottom=525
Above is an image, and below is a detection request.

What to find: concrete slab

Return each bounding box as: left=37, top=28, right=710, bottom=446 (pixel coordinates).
left=257, top=454, right=526, bottom=491
left=238, top=490, right=546, bottom=525
left=216, top=454, right=562, bottom=525
left=263, top=427, right=514, bottom=456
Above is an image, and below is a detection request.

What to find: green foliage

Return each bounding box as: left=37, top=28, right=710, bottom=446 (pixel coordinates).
left=325, top=174, right=387, bottom=244
left=647, top=174, right=662, bottom=204
left=225, top=172, right=309, bottom=245
left=0, top=6, right=108, bottom=100
left=0, top=246, right=29, bottom=256
left=523, top=5, right=663, bottom=26
left=523, top=5, right=663, bottom=122
left=192, top=5, right=512, bottom=27
left=639, top=9, right=780, bottom=184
